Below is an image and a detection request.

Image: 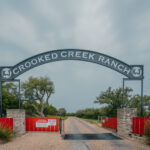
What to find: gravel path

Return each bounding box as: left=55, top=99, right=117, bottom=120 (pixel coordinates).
left=64, top=117, right=150, bottom=150
left=0, top=132, right=70, bottom=150
left=65, top=118, right=93, bottom=150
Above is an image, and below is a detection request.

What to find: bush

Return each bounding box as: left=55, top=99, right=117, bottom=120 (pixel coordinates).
left=144, top=120, right=150, bottom=144
left=76, top=108, right=103, bottom=120
left=0, top=126, right=13, bottom=142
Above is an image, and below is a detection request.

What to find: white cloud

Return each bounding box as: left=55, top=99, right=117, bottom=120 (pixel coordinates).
left=0, top=9, right=38, bottom=50
left=0, top=0, right=150, bottom=112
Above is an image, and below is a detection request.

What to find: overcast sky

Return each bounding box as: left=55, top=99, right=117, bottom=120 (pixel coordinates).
left=0, top=0, right=150, bottom=112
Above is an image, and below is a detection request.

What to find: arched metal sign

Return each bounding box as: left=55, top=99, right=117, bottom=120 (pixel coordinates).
left=0, top=49, right=144, bottom=117
left=0, top=49, right=144, bottom=80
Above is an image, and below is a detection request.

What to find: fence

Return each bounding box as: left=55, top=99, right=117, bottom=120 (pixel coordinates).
left=132, top=117, right=150, bottom=135
left=101, top=117, right=117, bottom=130
left=26, top=117, right=59, bottom=132
left=0, top=118, right=13, bottom=131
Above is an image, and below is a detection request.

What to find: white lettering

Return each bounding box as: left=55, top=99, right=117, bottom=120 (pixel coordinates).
left=25, top=62, right=31, bottom=68
left=111, top=60, right=118, bottom=68
left=104, top=58, right=111, bottom=65
left=45, top=54, right=51, bottom=61
left=13, top=68, right=19, bottom=74
left=52, top=53, right=58, bottom=59
left=75, top=51, right=81, bottom=58
left=82, top=52, right=88, bottom=59
left=124, top=67, right=130, bottom=74
left=38, top=56, right=44, bottom=63
left=68, top=51, right=74, bottom=57
left=19, top=65, right=25, bottom=72
left=118, top=64, right=124, bottom=71
left=61, top=51, right=67, bottom=58
left=89, top=53, right=95, bottom=60
left=98, top=56, right=105, bottom=62
left=31, top=59, right=38, bottom=65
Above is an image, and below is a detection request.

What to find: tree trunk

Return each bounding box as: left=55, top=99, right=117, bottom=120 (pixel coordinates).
left=29, top=103, right=45, bottom=117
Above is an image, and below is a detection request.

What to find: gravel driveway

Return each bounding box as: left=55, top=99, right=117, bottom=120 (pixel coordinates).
left=0, top=132, right=69, bottom=150
left=63, top=117, right=150, bottom=150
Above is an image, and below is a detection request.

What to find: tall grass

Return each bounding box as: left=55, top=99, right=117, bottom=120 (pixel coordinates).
left=0, top=125, right=13, bottom=142
left=144, top=120, right=150, bottom=144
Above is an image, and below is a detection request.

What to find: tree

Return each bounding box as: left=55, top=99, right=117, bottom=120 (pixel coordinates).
left=94, top=87, right=150, bottom=117
left=94, top=87, right=133, bottom=117
left=76, top=108, right=103, bottom=119
left=2, top=83, right=19, bottom=115
left=44, top=105, right=58, bottom=116
left=21, top=76, right=55, bottom=117
left=130, top=95, right=150, bottom=116
left=58, top=108, right=66, bottom=116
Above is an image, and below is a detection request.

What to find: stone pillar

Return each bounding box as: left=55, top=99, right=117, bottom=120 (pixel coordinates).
left=7, top=109, right=26, bottom=135
left=117, top=108, right=137, bottom=137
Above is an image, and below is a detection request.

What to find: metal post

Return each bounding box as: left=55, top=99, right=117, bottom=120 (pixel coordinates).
left=140, top=79, right=144, bottom=117
left=0, top=80, right=2, bottom=117
left=59, top=118, right=62, bottom=134
left=122, top=79, right=125, bottom=108
left=18, top=80, right=21, bottom=109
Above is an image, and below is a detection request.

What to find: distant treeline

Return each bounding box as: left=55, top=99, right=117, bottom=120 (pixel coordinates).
left=1, top=78, right=150, bottom=119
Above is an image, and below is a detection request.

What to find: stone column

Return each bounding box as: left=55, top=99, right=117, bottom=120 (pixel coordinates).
left=7, top=109, right=26, bottom=135
left=117, top=108, right=137, bottom=137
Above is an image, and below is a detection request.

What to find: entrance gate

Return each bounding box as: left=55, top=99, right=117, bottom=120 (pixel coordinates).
left=0, top=49, right=144, bottom=116
left=26, top=117, right=59, bottom=132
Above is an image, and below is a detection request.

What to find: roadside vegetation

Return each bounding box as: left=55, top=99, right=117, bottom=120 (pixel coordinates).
left=94, top=87, right=150, bottom=117
left=1, top=76, right=67, bottom=118
left=144, top=120, right=150, bottom=144
left=0, top=126, right=13, bottom=142
left=76, top=87, right=150, bottom=120
left=1, top=77, right=150, bottom=120
left=75, top=87, right=150, bottom=122
left=81, top=118, right=98, bottom=124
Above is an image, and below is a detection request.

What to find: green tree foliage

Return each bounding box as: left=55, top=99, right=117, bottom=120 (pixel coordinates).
left=22, top=101, right=38, bottom=117
left=95, top=87, right=150, bottom=117
left=76, top=108, right=103, bottom=119
left=144, top=120, right=150, bottom=144
left=130, top=95, right=150, bottom=116
left=58, top=108, right=67, bottom=116
left=22, top=76, right=55, bottom=117
left=44, top=105, right=58, bottom=116
left=2, top=83, right=19, bottom=115
left=94, top=87, right=133, bottom=117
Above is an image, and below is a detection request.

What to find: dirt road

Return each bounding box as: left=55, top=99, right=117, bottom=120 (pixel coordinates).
left=64, top=117, right=150, bottom=150
left=0, top=117, right=149, bottom=150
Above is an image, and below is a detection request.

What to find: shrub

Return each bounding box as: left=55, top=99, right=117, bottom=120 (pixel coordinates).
left=0, top=125, right=13, bottom=142
left=144, top=120, right=150, bottom=144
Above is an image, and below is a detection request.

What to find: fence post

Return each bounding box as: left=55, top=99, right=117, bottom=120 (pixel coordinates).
left=59, top=118, right=62, bottom=134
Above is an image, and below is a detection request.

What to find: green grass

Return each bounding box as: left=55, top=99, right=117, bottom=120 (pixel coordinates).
left=0, top=126, right=13, bottom=142
left=81, top=118, right=98, bottom=124
left=144, top=120, right=150, bottom=144
left=46, top=115, right=68, bottom=120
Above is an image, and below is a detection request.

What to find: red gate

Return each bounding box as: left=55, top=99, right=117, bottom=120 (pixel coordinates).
left=132, top=117, right=150, bottom=135
left=26, top=117, right=59, bottom=132
left=0, top=118, right=13, bottom=131
left=101, top=117, right=117, bottom=130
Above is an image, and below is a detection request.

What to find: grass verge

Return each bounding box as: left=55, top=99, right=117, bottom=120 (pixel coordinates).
left=46, top=115, right=68, bottom=120
left=0, top=126, right=13, bottom=142
left=81, top=118, right=99, bottom=124
left=144, top=120, right=150, bottom=144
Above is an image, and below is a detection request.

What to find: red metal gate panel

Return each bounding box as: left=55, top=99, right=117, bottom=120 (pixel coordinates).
left=101, top=117, right=117, bottom=130
left=0, top=118, right=13, bottom=132
left=132, top=117, right=150, bottom=135
left=26, top=117, right=59, bottom=132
